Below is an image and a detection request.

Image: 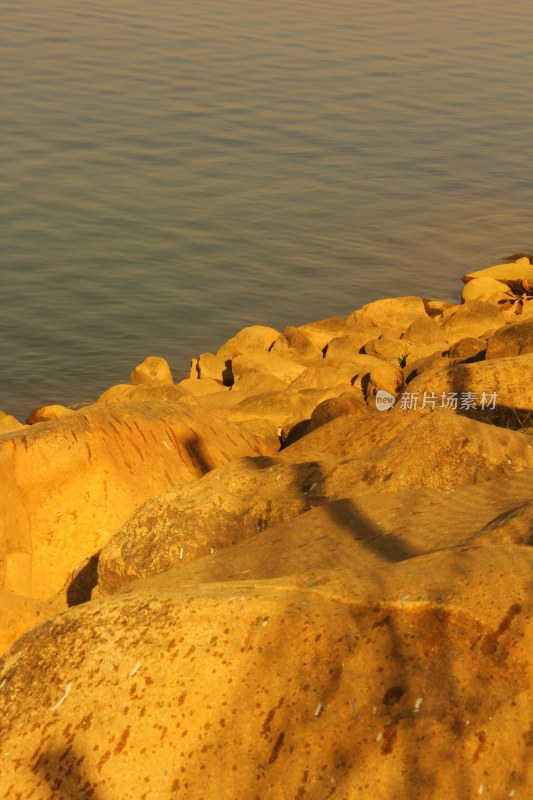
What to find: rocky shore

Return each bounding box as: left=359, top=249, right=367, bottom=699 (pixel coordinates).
left=1, top=257, right=533, bottom=798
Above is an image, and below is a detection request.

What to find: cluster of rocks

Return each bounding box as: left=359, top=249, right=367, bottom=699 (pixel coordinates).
left=0, top=257, right=532, bottom=798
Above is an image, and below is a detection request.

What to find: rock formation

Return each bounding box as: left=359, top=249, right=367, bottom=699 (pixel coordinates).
left=1, top=255, right=533, bottom=798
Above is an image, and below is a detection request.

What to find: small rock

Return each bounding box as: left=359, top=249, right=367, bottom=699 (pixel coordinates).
left=130, top=356, right=173, bottom=387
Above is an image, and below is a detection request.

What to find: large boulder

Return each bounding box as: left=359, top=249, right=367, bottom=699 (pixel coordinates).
left=348, top=296, right=428, bottom=331
left=406, top=353, right=533, bottom=424
left=486, top=320, right=533, bottom=359
left=269, top=326, right=323, bottom=363
left=0, top=411, right=27, bottom=435
left=130, top=356, right=173, bottom=386
left=26, top=405, right=74, bottom=425
left=216, top=325, right=280, bottom=360
left=97, top=457, right=320, bottom=595
left=0, top=402, right=274, bottom=603
left=232, top=352, right=305, bottom=385
left=441, top=300, right=503, bottom=343
left=1, top=514, right=531, bottom=798
left=0, top=592, right=55, bottom=655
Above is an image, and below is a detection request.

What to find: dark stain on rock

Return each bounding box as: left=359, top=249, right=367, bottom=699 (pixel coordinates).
left=381, top=722, right=398, bottom=755
left=268, top=731, right=285, bottom=764
left=382, top=686, right=405, bottom=707
left=114, top=725, right=130, bottom=755
left=481, top=603, right=522, bottom=656
left=472, top=730, right=486, bottom=763
left=372, top=614, right=391, bottom=630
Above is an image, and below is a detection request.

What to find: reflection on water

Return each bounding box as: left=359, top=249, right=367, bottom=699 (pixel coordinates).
left=1, top=0, right=533, bottom=415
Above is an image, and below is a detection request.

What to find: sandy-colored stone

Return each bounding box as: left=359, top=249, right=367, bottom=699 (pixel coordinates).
left=26, top=404, right=74, bottom=425
left=313, top=410, right=533, bottom=499
left=175, top=377, right=226, bottom=396
left=269, top=326, right=323, bottom=363
left=402, top=315, right=446, bottom=345
left=461, top=275, right=513, bottom=302
left=308, top=390, right=369, bottom=433
left=227, top=387, right=337, bottom=429
left=130, top=355, right=173, bottom=386
left=0, top=402, right=274, bottom=602
left=363, top=337, right=409, bottom=365
left=0, top=412, right=27, bottom=436
left=447, top=337, right=487, bottom=361
left=232, top=351, right=305, bottom=385
left=97, top=457, right=320, bottom=594
left=96, top=382, right=194, bottom=405
left=216, top=325, right=280, bottom=360
left=324, top=329, right=397, bottom=360
left=230, top=369, right=287, bottom=397
left=407, top=353, right=533, bottom=423
left=297, top=316, right=349, bottom=349
left=486, top=320, right=533, bottom=359
left=0, top=592, right=55, bottom=655
left=462, top=259, right=533, bottom=284
left=1, top=514, right=531, bottom=798
left=442, top=300, right=502, bottom=343
left=289, top=359, right=360, bottom=391
left=348, top=296, right=428, bottom=330
left=195, top=352, right=234, bottom=384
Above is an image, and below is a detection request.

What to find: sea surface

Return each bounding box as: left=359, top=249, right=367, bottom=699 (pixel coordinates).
left=2, top=0, right=533, bottom=417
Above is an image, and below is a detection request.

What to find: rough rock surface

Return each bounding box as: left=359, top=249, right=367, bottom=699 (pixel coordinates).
left=130, top=356, right=173, bottom=386
left=2, top=262, right=533, bottom=798
left=0, top=402, right=274, bottom=602
left=0, top=592, right=55, bottom=655
left=97, top=456, right=320, bottom=595
left=486, top=320, right=533, bottom=359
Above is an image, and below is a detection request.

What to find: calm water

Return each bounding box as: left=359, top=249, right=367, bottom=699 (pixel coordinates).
left=2, top=0, right=533, bottom=417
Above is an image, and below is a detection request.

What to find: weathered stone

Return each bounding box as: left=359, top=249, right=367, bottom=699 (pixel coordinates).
left=297, top=316, right=348, bottom=350
left=176, top=377, right=226, bottom=396
left=363, top=337, right=409, bottom=366
left=269, top=326, right=323, bottom=363
left=0, top=402, right=274, bottom=602
left=227, top=387, right=337, bottom=429
left=348, top=296, right=428, bottom=331
left=324, top=329, right=398, bottom=360
left=314, top=410, right=533, bottom=499
left=97, top=383, right=194, bottom=405
left=461, top=276, right=513, bottom=302
left=130, top=355, right=173, bottom=386
left=26, top=404, right=74, bottom=425
left=0, top=412, right=27, bottom=436
left=442, top=300, right=502, bottom=343
left=216, top=325, right=280, bottom=360
left=407, top=353, right=533, bottom=424
left=462, top=259, right=533, bottom=284
left=195, top=352, right=234, bottom=385
left=230, top=370, right=287, bottom=397
left=486, top=321, right=533, bottom=359
left=403, top=315, right=447, bottom=345
left=0, top=592, right=55, bottom=655
left=447, top=337, right=487, bottom=361
left=289, top=359, right=360, bottom=391
left=232, top=351, right=305, bottom=385
left=97, top=457, right=320, bottom=594
left=1, top=505, right=531, bottom=797
left=308, top=390, right=369, bottom=433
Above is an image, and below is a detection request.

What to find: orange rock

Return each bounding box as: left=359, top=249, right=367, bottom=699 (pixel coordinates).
left=26, top=404, right=74, bottom=424
left=0, top=411, right=27, bottom=435
left=0, top=401, right=274, bottom=603
left=0, top=592, right=55, bottom=655
left=130, top=355, right=173, bottom=386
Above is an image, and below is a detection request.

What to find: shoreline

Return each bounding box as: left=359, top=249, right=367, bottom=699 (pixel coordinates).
left=1, top=256, right=533, bottom=797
